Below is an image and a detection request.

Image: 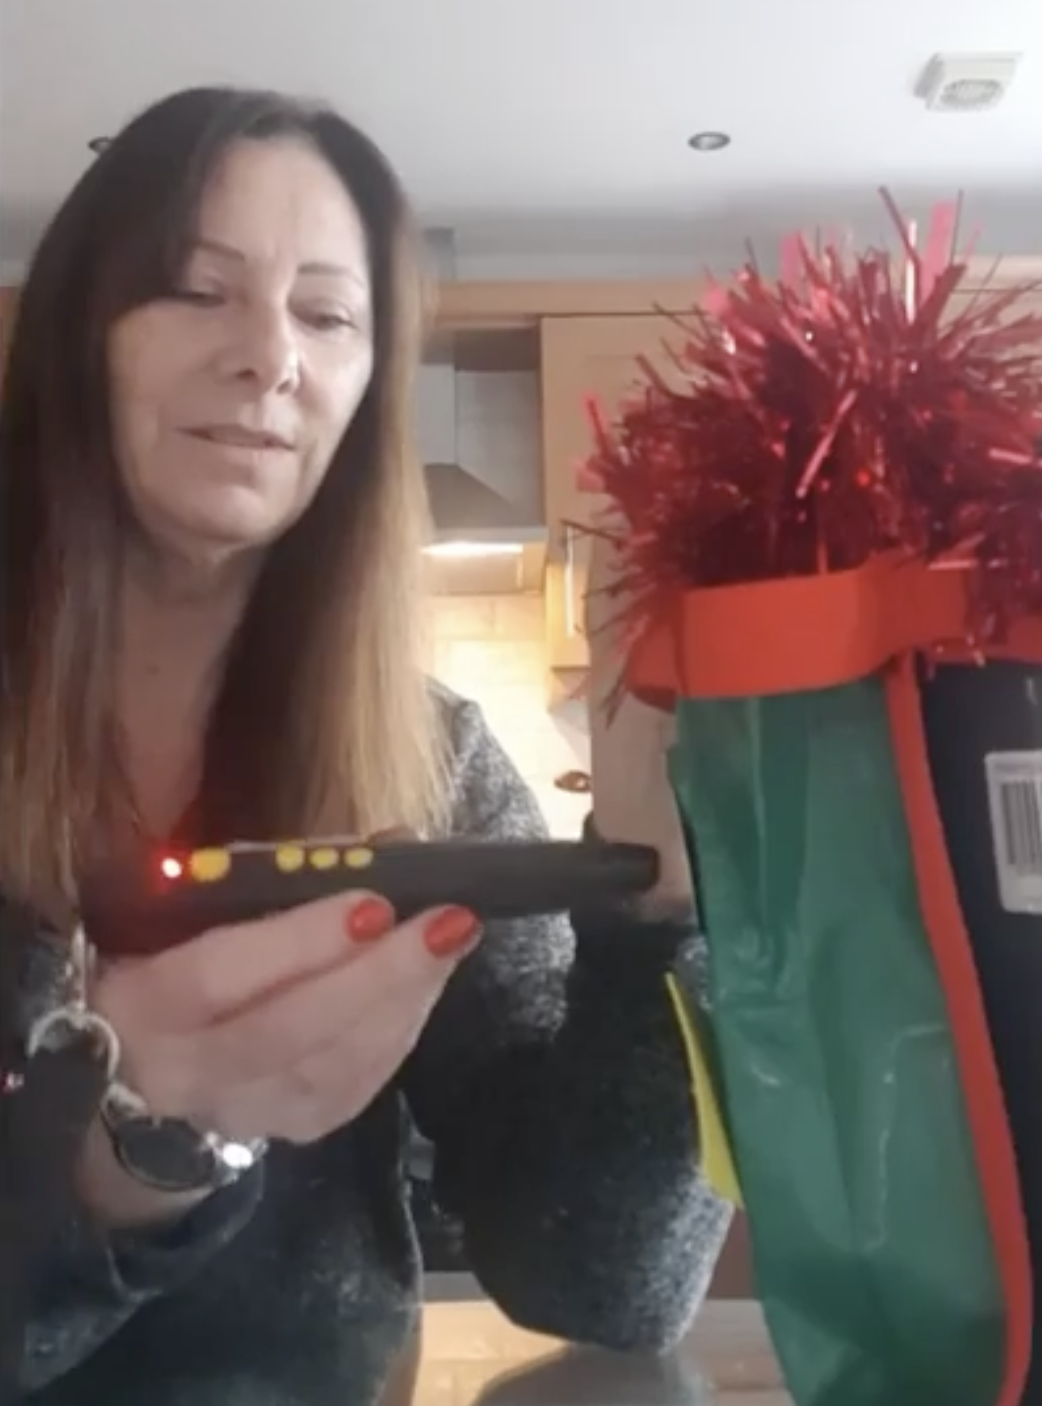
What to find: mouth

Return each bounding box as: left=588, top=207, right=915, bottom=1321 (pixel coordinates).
left=187, top=426, right=294, bottom=451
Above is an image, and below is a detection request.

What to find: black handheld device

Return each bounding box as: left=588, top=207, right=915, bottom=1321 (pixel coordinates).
left=78, top=837, right=661, bottom=956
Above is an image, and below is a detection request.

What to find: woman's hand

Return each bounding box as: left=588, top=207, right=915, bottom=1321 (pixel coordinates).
left=77, top=891, right=480, bottom=1227
left=585, top=530, right=695, bottom=914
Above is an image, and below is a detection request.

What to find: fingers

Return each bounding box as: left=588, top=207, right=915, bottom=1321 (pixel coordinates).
left=92, top=828, right=485, bottom=1145
left=135, top=828, right=420, bottom=1026
left=192, top=906, right=476, bottom=1086
left=142, top=890, right=395, bottom=1028
left=109, top=903, right=481, bottom=1121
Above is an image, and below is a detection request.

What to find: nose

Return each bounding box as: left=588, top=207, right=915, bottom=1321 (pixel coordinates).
left=219, top=301, right=301, bottom=395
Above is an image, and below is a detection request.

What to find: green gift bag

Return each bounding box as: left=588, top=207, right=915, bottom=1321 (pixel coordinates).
left=577, top=192, right=1042, bottom=1403
left=638, top=561, right=1032, bottom=1406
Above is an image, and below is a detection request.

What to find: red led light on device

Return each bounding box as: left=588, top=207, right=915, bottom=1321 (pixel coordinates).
left=160, top=856, right=183, bottom=880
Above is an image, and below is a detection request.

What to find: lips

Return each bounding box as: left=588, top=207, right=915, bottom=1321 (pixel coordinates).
left=188, top=426, right=293, bottom=451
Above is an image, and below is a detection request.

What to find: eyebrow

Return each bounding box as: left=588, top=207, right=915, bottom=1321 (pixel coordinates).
left=193, top=237, right=366, bottom=284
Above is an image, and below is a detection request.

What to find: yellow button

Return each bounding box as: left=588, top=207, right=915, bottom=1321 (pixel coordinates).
left=344, top=846, right=374, bottom=869
left=188, top=848, right=232, bottom=883
left=309, top=847, right=340, bottom=870
left=275, top=845, right=306, bottom=872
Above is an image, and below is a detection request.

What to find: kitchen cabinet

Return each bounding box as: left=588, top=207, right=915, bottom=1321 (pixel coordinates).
left=946, top=282, right=1042, bottom=327
left=539, top=313, right=693, bottom=670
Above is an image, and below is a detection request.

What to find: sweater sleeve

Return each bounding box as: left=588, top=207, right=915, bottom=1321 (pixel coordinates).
left=20, top=1176, right=262, bottom=1392
left=7, top=918, right=263, bottom=1393
left=402, top=693, right=731, bottom=1351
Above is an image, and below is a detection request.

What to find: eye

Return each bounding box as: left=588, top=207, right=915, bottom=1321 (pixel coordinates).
left=300, top=308, right=359, bottom=333
left=171, top=288, right=224, bottom=308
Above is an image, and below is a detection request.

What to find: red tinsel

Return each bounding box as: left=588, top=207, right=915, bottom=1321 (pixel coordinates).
left=585, top=194, right=1042, bottom=639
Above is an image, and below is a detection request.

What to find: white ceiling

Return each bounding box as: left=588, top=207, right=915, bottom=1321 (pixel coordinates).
left=2, top=0, right=1041, bottom=271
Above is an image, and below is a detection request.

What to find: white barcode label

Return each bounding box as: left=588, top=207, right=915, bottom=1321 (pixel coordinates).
left=985, top=751, right=1042, bottom=914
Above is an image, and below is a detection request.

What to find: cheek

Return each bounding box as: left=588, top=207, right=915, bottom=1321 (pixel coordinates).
left=108, top=324, right=180, bottom=472
left=108, top=374, right=154, bottom=479
left=109, top=390, right=168, bottom=498
left=312, top=354, right=375, bottom=452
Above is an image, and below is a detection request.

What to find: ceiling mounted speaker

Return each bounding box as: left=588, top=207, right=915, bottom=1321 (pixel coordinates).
left=918, top=53, right=1023, bottom=113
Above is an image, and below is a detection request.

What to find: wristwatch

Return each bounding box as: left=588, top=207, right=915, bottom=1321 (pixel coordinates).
left=101, top=1081, right=267, bottom=1194
left=27, top=924, right=266, bottom=1195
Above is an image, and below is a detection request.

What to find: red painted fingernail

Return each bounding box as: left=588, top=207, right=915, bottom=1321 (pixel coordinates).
left=424, top=906, right=480, bottom=958
left=346, top=897, right=396, bottom=943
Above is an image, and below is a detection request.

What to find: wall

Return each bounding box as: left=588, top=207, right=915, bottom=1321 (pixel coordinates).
left=429, top=594, right=590, bottom=838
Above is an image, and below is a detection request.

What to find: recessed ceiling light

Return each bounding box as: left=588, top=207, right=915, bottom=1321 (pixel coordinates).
left=88, top=136, right=111, bottom=154
left=688, top=131, right=731, bottom=152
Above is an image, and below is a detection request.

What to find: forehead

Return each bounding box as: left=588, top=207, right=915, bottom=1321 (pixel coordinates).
left=194, top=137, right=369, bottom=279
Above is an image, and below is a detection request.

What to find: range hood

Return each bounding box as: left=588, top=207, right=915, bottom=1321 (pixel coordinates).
left=418, top=360, right=547, bottom=596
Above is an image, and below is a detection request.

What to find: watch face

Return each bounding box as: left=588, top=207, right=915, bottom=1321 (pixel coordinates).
left=114, top=1118, right=221, bottom=1193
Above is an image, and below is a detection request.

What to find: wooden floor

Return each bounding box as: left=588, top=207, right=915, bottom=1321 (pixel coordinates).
left=414, top=1299, right=791, bottom=1405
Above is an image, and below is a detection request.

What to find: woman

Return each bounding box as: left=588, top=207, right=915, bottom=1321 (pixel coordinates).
left=0, top=87, right=729, bottom=1405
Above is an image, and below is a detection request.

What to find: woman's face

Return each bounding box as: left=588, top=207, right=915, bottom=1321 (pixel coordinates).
left=108, top=137, right=375, bottom=561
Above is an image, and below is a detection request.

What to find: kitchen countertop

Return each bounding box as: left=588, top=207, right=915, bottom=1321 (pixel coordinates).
left=415, top=1298, right=790, bottom=1405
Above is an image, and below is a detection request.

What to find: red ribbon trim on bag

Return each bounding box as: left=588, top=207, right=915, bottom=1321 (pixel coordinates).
left=627, top=552, right=1042, bottom=705
left=626, top=556, right=1035, bottom=1406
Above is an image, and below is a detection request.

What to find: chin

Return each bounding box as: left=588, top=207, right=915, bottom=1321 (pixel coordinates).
left=136, top=476, right=310, bottom=562
left=145, top=511, right=289, bottom=572
left=187, top=488, right=300, bottom=548
left=198, top=515, right=286, bottom=548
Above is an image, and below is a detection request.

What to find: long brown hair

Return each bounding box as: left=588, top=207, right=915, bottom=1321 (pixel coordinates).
left=0, top=87, right=448, bottom=914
